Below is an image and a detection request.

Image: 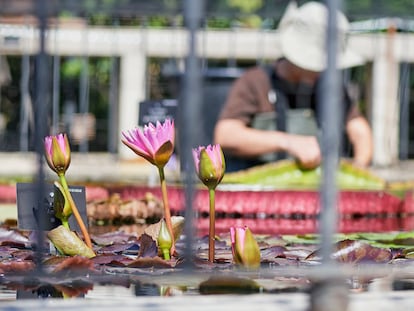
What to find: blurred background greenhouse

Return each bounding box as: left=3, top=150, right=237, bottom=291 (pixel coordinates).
left=0, top=0, right=413, bottom=166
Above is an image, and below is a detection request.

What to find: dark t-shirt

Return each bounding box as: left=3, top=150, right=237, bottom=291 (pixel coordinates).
left=218, top=64, right=359, bottom=126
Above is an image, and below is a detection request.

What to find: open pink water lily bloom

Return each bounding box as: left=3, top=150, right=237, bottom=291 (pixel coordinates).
left=44, top=133, right=71, bottom=175
left=122, top=119, right=175, bottom=168
left=230, top=226, right=261, bottom=269
left=192, top=144, right=225, bottom=190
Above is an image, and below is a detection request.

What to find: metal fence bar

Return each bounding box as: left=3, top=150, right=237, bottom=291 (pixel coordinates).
left=19, top=54, right=30, bottom=151
left=33, top=0, right=49, bottom=274
left=399, top=62, right=411, bottom=159
left=320, top=0, right=341, bottom=266
left=312, top=0, right=348, bottom=310
left=181, top=0, right=204, bottom=269
left=79, top=54, right=90, bottom=152
left=52, top=54, right=61, bottom=135
left=108, top=19, right=120, bottom=154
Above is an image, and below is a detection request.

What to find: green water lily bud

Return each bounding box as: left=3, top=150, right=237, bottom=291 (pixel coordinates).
left=230, top=226, right=261, bottom=269
left=158, top=219, right=173, bottom=260
left=193, top=144, right=226, bottom=190
left=53, top=181, right=73, bottom=222
left=44, top=133, right=71, bottom=175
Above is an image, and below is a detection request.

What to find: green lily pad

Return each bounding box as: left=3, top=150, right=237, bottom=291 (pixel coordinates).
left=222, top=159, right=385, bottom=190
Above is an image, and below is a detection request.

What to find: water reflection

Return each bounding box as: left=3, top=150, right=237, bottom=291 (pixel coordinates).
left=10, top=282, right=189, bottom=300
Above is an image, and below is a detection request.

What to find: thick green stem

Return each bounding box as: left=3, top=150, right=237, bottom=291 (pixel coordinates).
left=162, top=248, right=171, bottom=261
left=58, top=174, right=94, bottom=251
left=158, top=167, right=174, bottom=255
left=208, top=188, right=216, bottom=263
left=61, top=218, right=70, bottom=230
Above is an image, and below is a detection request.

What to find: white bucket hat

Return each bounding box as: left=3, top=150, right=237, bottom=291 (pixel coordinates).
left=278, top=1, right=364, bottom=72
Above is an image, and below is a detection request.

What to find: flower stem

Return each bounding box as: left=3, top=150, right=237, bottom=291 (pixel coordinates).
left=208, top=188, right=216, bottom=263
left=162, top=248, right=171, bottom=261
left=61, top=218, right=70, bottom=230
left=158, top=167, right=174, bottom=255
left=59, top=174, right=93, bottom=250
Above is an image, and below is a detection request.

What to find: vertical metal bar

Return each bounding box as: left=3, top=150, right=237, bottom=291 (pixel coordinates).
left=311, top=2, right=349, bottom=310
left=34, top=0, right=49, bottom=274
left=19, top=54, right=30, bottom=151
left=52, top=54, right=61, bottom=134
left=79, top=54, right=90, bottom=152
left=320, top=0, right=341, bottom=267
left=108, top=19, right=120, bottom=154
left=399, top=62, right=410, bottom=159
left=79, top=23, right=90, bottom=153
left=108, top=57, right=119, bottom=154
left=181, top=0, right=204, bottom=269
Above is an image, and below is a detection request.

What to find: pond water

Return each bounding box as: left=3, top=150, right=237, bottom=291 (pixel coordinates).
left=89, top=214, right=414, bottom=237
left=1, top=202, right=414, bottom=304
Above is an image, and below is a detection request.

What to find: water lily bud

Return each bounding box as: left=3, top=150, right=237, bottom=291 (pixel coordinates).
left=53, top=181, right=73, bottom=228
left=44, top=133, right=71, bottom=175
left=121, top=119, right=175, bottom=169
left=193, top=144, right=225, bottom=190
left=158, top=219, right=173, bottom=260
left=230, top=226, right=261, bottom=269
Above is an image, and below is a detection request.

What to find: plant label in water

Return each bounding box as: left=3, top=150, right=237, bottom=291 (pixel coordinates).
left=16, top=182, right=87, bottom=231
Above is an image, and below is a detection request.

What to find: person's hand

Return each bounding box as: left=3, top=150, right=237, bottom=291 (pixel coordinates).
left=285, top=134, right=321, bottom=169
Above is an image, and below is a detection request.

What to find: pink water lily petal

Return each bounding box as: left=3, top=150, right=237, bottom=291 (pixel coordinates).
left=121, top=119, right=175, bottom=168
left=56, top=133, right=68, bottom=154
left=230, top=226, right=247, bottom=264
left=137, top=127, right=157, bottom=156
left=236, top=226, right=247, bottom=255
left=44, top=136, right=53, bottom=155
left=192, top=146, right=203, bottom=174
left=144, top=123, right=161, bottom=152
left=205, top=145, right=223, bottom=173
left=122, top=128, right=154, bottom=158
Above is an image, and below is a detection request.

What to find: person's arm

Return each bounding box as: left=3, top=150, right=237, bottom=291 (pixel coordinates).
left=345, top=116, right=373, bottom=167
left=214, top=118, right=321, bottom=169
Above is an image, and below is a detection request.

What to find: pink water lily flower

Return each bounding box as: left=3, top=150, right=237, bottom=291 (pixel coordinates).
left=44, top=133, right=71, bottom=175
left=122, top=119, right=175, bottom=168
left=192, top=144, right=225, bottom=190
left=230, top=226, right=261, bottom=269
left=122, top=119, right=176, bottom=258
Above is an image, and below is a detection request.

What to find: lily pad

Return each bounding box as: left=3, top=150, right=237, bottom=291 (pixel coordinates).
left=222, top=159, right=385, bottom=190
left=199, top=275, right=261, bottom=294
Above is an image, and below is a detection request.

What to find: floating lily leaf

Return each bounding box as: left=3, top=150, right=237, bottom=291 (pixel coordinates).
left=222, top=159, right=385, bottom=190
left=0, top=228, right=30, bottom=247
left=127, top=256, right=178, bottom=268
left=260, top=245, right=287, bottom=261
left=306, top=239, right=392, bottom=263
left=90, top=254, right=132, bottom=266
left=389, top=232, right=414, bottom=246
left=138, top=234, right=158, bottom=258
left=199, top=276, right=261, bottom=295
left=282, top=234, right=321, bottom=245
left=91, top=231, right=136, bottom=246
left=351, top=232, right=414, bottom=249
left=50, top=255, right=95, bottom=275
left=0, top=259, right=35, bottom=274
left=98, top=242, right=139, bottom=255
